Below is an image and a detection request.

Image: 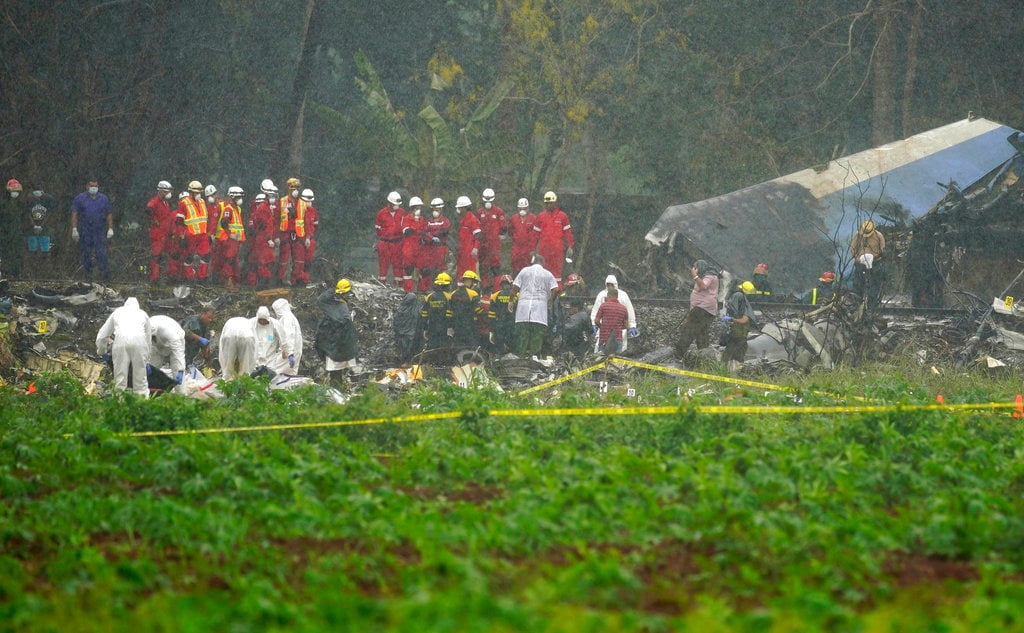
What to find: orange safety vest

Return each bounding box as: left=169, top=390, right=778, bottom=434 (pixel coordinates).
left=215, top=201, right=246, bottom=242
left=181, top=197, right=208, bottom=236
left=280, top=198, right=309, bottom=237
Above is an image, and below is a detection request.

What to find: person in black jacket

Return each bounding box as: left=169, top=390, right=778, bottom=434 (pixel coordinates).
left=316, top=279, right=359, bottom=387
left=394, top=292, right=421, bottom=365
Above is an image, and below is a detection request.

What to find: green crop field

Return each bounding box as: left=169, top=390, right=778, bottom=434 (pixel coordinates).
left=4, top=367, right=1024, bottom=632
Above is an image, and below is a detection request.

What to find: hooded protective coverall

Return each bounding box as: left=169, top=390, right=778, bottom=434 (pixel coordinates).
left=590, top=275, right=637, bottom=331
left=96, top=298, right=152, bottom=397
left=271, top=298, right=302, bottom=373
left=149, top=314, right=187, bottom=375
left=219, top=316, right=257, bottom=380
left=251, top=305, right=291, bottom=374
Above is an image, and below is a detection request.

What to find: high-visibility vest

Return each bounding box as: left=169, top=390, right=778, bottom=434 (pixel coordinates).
left=215, top=201, right=246, bottom=242
left=182, top=198, right=208, bottom=236
left=279, top=197, right=309, bottom=237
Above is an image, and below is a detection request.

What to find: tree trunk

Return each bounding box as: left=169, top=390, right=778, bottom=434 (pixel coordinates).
left=901, top=0, right=924, bottom=137
left=871, top=1, right=899, bottom=146
left=272, top=0, right=318, bottom=177
left=576, top=117, right=608, bottom=272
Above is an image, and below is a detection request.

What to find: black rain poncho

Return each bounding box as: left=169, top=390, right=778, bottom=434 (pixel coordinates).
left=315, top=290, right=357, bottom=363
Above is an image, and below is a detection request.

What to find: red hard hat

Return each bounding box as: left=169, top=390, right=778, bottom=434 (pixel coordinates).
left=6, top=178, right=22, bottom=192
left=820, top=271, right=836, bottom=282
left=754, top=263, right=768, bottom=274
left=565, top=273, right=582, bottom=287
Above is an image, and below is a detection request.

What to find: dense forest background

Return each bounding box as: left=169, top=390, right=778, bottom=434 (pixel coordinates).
left=2, top=0, right=1022, bottom=280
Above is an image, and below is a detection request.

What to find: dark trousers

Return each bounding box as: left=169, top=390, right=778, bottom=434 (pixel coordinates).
left=674, top=307, right=715, bottom=357
left=79, top=219, right=109, bottom=277
left=723, top=321, right=750, bottom=362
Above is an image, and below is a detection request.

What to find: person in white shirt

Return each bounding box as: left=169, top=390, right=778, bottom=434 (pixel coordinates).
left=511, top=254, right=560, bottom=358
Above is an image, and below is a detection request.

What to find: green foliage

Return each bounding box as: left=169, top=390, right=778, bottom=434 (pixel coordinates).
left=4, top=370, right=1024, bottom=629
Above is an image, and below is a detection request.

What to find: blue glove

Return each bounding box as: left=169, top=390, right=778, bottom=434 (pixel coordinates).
left=721, top=315, right=732, bottom=322
left=102, top=353, right=112, bottom=364
left=592, top=324, right=599, bottom=336
left=551, top=325, right=558, bottom=334
left=288, top=354, right=295, bottom=368
left=628, top=327, right=638, bottom=337
left=432, top=236, right=440, bottom=244
left=176, top=371, right=183, bottom=385
left=146, top=363, right=152, bottom=375
left=198, top=337, right=210, bottom=347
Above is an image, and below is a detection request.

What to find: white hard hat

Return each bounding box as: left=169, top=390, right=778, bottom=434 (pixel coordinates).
left=178, top=191, right=189, bottom=200
left=408, top=196, right=423, bottom=207
left=430, top=197, right=444, bottom=207
left=204, top=184, right=217, bottom=197
left=260, top=179, right=275, bottom=194
left=254, top=193, right=267, bottom=202
left=157, top=180, right=172, bottom=191
left=387, top=191, right=402, bottom=206
left=455, top=195, right=471, bottom=208
left=544, top=190, right=557, bottom=202
left=300, top=188, right=314, bottom=201
left=482, top=188, right=495, bottom=201
left=228, top=186, right=244, bottom=197
left=517, top=198, right=529, bottom=209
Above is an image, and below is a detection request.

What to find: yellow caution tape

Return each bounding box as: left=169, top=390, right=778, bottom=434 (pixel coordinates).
left=515, top=360, right=609, bottom=396
left=77, top=400, right=1019, bottom=439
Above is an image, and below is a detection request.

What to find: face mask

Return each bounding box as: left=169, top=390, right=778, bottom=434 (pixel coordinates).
left=413, top=209, right=420, bottom=218
left=291, top=190, right=299, bottom=198
left=32, top=191, right=42, bottom=198
left=88, top=187, right=98, bottom=195
left=163, top=192, right=172, bottom=200
left=207, top=196, right=215, bottom=204
left=518, top=209, right=527, bottom=217
left=10, top=192, right=19, bottom=198
left=485, top=202, right=492, bottom=210
left=236, top=198, right=244, bottom=206
left=432, top=210, right=440, bottom=218
left=269, top=195, right=278, bottom=203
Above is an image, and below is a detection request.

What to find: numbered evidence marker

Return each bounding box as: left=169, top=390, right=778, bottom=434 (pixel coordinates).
left=626, top=387, right=636, bottom=397
left=599, top=381, right=608, bottom=393
left=1005, top=295, right=1015, bottom=310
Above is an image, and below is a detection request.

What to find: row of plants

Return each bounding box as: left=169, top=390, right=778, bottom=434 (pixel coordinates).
left=3, top=368, right=1024, bottom=631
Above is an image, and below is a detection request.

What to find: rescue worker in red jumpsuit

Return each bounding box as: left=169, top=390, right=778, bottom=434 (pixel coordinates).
left=533, top=190, right=574, bottom=287
left=146, top=180, right=175, bottom=282
left=246, top=180, right=278, bottom=288
left=454, top=195, right=481, bottom=280
left=475, top=187, right=507, bottom=290
left=204, top=184, right=224, bottom=280
left=176, top=180, right=211, bottom=282
left=288, top=188, right=317, bottom=285
left=303, top=190, right=319, bottom=279
left=400, top=196, right=427, bottom=292
left=276, top=177, right=303, bottom=284
left=212, top=186, right=246, bottom=286
left=375, top=191, right=406, bottom=286
left=508, top=197, right=537, bottom=276
left=421, top=197, right=450, bottom=291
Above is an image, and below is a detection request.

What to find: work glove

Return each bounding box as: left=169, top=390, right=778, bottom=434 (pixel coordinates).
left=488, top=332, right=495, bottom=344
left=447, top=327, right=454, bottom=337
left=106, top=228, right=114, bottom=239
left=71, top=227, right=80, bottom=241
left=267, top=239, right=275, bottom=249
left=304, top=238, right=310, bottom=248
left=592, top=324, right=599, bottom=336
left=175, top=371, right=183, bottom=385
left=288, top=354, right=295, bottom=368
left=470, top=248, right=478, bottom=258
left=551, top=325, right=558, bottom=334
left=432, top=236, right=440, bottom=244
left=198, top=337, right=210, bottom=347
left=273, top=237, right=280, bottom=247
left=102, top=353, right=112, bottom=364
left=721, top=315, right=732, bottom=322
left=146, top=363, right=152, bottom=375
left=33, top=226, right=42, bottom=234
left=628, top=327, right=638, bottom=338
left=566, top=246, right=573, bottom=258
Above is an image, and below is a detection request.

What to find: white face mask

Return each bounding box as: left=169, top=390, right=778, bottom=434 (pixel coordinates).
left=162, top=191, right=172, bottom=200
left=484, top=202, right=492, bottom=210
left=10, top=191, right=19, bottom=198
left=269, top=195, right=278, bottom=203
left=518, top=209, right=527, bottom=217
left=413, top=209, right=420, bottom=218
left=291, top=190, right=299, bottom=198
left=207, top=196, right=216, bottom=203
left=432, top=210, right=440, bottom=218
left=88, top=187, right=98, bottom=195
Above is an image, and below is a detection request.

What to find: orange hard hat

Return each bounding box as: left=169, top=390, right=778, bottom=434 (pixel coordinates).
left=819, top=271, right=836, bottom=282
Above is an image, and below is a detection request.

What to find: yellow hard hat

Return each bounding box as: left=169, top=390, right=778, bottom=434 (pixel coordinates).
left=335, top=278, right=352, bottom=294
left=286, top=177, right=302, bottom=190
left=543, top=191, right=557, bottom=202
left=187, top=180, right=203, bottom=193
left=860, top=220, right=875, bottom=236
left=740, top=281, right=756, bottom=294
left=461, top=270, right=478, bottom=281
left=434, top=272, right=452, bottom=286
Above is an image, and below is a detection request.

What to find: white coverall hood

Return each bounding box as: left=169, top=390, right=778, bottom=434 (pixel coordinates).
left=256, top=306, right=271, bottom=320
left=271, top=298, right=302, bottom=373
left=271, top=298, right=291, bottom=316
left=604, top=275, right=618, bottom=288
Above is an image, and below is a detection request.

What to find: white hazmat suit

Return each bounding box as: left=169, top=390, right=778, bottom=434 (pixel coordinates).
left=149, top=315, right=187, bottom=376
left=96, top=297, right=152, bottom=397
left=251, top=305, right=291, bottom=374
left=590, top=274, right=637, bottom=330
left=271, top=298, right=302, bottom=373
left=219, top=316, right=257, bottom=380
